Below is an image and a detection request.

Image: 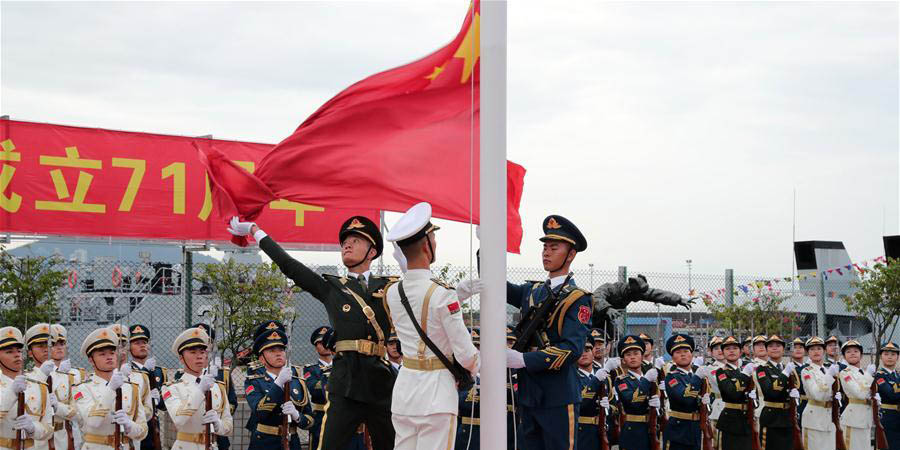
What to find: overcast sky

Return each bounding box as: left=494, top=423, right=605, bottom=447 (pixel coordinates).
left=2, top=1, right=898, bottom=276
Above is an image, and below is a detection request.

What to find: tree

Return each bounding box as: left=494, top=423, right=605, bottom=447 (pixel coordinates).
left=706, top=287, right=802, bottom=338
left=197, top=260, right=293, bottom=368
left=843, top=258, right=900, bottom=359
left=0, top=247, right=67, bottom=331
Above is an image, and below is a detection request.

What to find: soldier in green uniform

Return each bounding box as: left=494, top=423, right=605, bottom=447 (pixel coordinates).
left=714, top=336, right=756, bottom=450
left=228, top=215, right=398, bottom=450
left=754, top=335, right=800, bottom=450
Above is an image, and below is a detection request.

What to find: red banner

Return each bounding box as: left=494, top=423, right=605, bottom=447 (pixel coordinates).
left=0, top=119, right=376, bottom=247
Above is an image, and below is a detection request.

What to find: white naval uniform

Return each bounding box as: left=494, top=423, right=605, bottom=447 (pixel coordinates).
left=72, top=374, right=147, bottom=450
left=386, top=269, right=479, bottom=450
left=0, top=373, right=53, bottom=450
left=838, top=366, right=873, bottom=450
left=49, top=367, right=84, bottom=450
left=125, top=370, right=151, bottom=450
left=161, top=372, right=232, bottom=450
left=801, top=363, right=836, bottom=450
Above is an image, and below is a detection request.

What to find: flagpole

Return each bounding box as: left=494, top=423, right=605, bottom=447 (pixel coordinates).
left=480, top=1, right=507, bottom=449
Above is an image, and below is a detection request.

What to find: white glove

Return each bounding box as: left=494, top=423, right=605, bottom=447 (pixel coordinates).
left=107, top=369, right=125, bottom=391
left=198, top=373, right=216, bottom=392
left=13, top=415, right=35, bottom=435
left=112, top=409, right=135, bottom=435
left=391, top=242, right=408, bottom=273
left=654, top=356, right=665, bottom=369
left=11, top=375, right=27, bottom=394
left=649, top=395, right=661, bottom=408
left=866, top=364, right=876, bottom=376
left=826, top=364, right=840, bottom=378
left=659, top=382, right=666, bottom=392
left=40, top=360, right=56, bottom=377
left=600, top=396, right=610, bottom=409
left=150, top=389, right=160, bottom=402
left=144, top=357, right=156, bottom=371
left=58, top=359, right=71, bottom=373
left=701, top=393, right=710, bottom=405
left=227, top=216, right=255, bottom=236
left=202, top=409, right=225, bottom=434
left=456, top=279, right=483, bottom=301
left=274, top=365, right=291, bottom=388
left=119, top=362, right=132, bottom=379
left=594, top=368, right=609, bottom=381
left=789, top=388, right=800, bottom=399
left=643, top=368, right=658, bottom=383
left=506, top=348, right=526, bottom=369
left=696, top=366, right=709, bottom=379
left=692, top=356, right=705, bottom=367
left=874, top=393, right=882, bottom=405
left=834, top=391, right=842, bottom=406
left=48, top=393, right=58, bottom=412
left=748, top=390, right=757, bottom=400
left=742, top=363, right=756, bottom=376
left=604, top=357, right=620, bottom=371
left=207, top=363, right=219, bottom=380
left=782, top=362, right=796, bottom=377
left=281, top=402, right=301, bottom=422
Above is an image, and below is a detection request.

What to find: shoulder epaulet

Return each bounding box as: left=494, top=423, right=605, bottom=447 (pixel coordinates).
left=163, top=380, right=176, bottom=387
left=215, top=380, right=226, bottom=386
left=322, top=274, right=345, bottom=284
left=246, top=373, right=264, bottom=380
left=430, top=278, right=454, bottom=290
left=25, top=378, right=48, bottom=387
left=525, top=280, right=543, bottom=286
left=371, top=275, right=401, bottom=282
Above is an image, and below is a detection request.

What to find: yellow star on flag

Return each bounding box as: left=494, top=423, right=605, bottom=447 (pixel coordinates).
left=453, top=12, right=480, bottom=83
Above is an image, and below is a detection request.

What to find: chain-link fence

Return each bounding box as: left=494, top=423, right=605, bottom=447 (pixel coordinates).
left=5, top=255, right=876, bottom=447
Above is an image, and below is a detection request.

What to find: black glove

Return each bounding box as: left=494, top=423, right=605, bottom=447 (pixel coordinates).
left=323, top=328, right=337, bottom=352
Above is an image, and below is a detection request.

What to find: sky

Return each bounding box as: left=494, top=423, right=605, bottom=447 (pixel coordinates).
left=1, top=1, right=898, bottom=277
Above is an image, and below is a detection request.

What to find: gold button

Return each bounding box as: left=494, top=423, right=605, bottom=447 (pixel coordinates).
left=342, top=304, right=351, bottom=312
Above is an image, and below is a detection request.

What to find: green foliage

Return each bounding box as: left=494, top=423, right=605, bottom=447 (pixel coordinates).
left=0, top=247, right=66, bottom=331
left=706, top=287, right=801, bottom=337
left=843, top=258, right=900, bottom=357
left=198, top=260, right=293, bottom=367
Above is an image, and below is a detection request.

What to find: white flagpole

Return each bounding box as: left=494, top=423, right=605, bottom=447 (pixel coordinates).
left=480, top=1, right=507, bottom=448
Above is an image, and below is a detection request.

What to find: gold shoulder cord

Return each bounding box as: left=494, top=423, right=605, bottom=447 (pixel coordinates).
left=343, top=288, right=386, bottom=344
left=416, top=283, right=440, bottom=358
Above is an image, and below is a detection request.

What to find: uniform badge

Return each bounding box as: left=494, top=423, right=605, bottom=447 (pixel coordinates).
left=447, top=301, right=460, bottom=315
left=246, top=385, right=255, bottom=395
left=618, top=383, right=627, bottom=391
left=73, top=391, right=83, bottom=401
left=844, top=375, right=851, bottom=382
left=162, top=390, right=171, bottom=400
left=546, top=218, right=562, bottom=229
left=877, top=378, right=885, bottom=385
left=668, top=378, right=678, bottom=387
left=803, top=374, right=811, bottom=380
left=577, top=306, right=591, bottom=324
left=342, top=304, right=351, bottom=312
left=757, top=372, right=766, bottom=378
left=718, top=373, right=727, bottom=381
left=303, top=372, right=311, bottom=379
left=293, top=389, right=299, bottom=395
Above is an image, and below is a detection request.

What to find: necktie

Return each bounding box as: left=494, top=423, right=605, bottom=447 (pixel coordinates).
left=358, top=273, right=367, bottom=291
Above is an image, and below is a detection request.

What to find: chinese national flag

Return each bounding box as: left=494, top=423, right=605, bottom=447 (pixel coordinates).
left=200, top=0, right=526, bottom=253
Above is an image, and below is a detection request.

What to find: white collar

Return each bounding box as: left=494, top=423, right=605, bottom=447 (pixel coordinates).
left=628, top=370, right=642, bottom=378
left=348, top=270, right=371, bottom=283
left=266, top=371, right=279, bottom=380
left=578, top=368, right=593, bottom=377
left=132, top=361, right=146, bottom=370
left=549, top=275, right=568, bottom=289
left=318, top=359, right=332, bottom=368
left=675, top=365, right=692, bottom=375
left=404, top=269, right=433, bottom=280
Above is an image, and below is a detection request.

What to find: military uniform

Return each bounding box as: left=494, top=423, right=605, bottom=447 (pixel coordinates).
left=125, top=324, right=167, bottom=450
left=703, top=337, right=725, bottom=438
left=22, top=324, right=57, bottom=450
left=662, top=334, right=704, bottom=450
left=161, top=327, right=233, bottom=450
left=506, top=215, right=592, bottom=450
left=48, top=324, right=84, bottom=450
left=244, top=326, right=314, bottom=450
left=800, top=337, right=837, bottom=450
left=875, top=342, right=900, bottom=450
left=0, top=327, right=54, bottom=450
left=247, top=215, right=397, bottom=450
left=837, top=340, right=872, bottom=450
left=385, top=203, right=480, bottom=450
left=639, top=334, right=655, bottom=375
left=575, top=367, right=602, bottom=450
left=714, top=337, right=754, bottom=450
left=73, top=328, right=149, bottom=450
left=614, top=335, right=656, bottom=450
left=790, top=337, right=808, bottom=428
left=107, top=323, right=153, bottom=450
left=755, top=336, right=794, bottom=450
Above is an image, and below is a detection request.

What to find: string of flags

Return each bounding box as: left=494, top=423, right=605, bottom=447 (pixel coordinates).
left=694, top=255, right=888, bottom=304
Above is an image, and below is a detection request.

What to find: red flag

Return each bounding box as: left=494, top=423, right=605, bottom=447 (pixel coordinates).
left=200, top=0, right=526, bottom=253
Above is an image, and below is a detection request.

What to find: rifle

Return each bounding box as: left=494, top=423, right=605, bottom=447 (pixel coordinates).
left=832, top=379, right=847, bottom=450
left=787, top=372, right=803, bottom=450
left=657, top=364, right=667, bottom=434
left=597, top=377, right=609, bottom=450
left=649, top=380, right=660, bottom=450
left=46, top=372, right=56, bottom=450
left=17, top=313, right=28, bottom=450
left=511, top=274, right=573, bottom=353
left=745, top=376, right=760, bottom=450
left=281, top=306, right=296, bottom=450
left=615, top=392, right=625, bottom=446
left=699, top=378, right=714, bottom=450
left=872, top=378, right=888, bottom=449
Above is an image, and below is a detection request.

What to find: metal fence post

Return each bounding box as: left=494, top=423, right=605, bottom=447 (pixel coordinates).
left=184, top=248, right=193, bottom=328
left=725, top=269, right=734, bottom=306
left=817, top=273, right=826, bottom=337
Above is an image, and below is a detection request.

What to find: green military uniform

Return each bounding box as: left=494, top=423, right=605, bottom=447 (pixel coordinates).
left=256, top=216, right=398, bottom=450
left=755, top=336, right=794, bottom=450
left=715, top=336, right=754, bottom=450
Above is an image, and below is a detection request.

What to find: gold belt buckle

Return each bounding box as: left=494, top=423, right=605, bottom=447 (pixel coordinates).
left=362, top=305, right=375, bottom=320
left=358, top=340, right=374, bottom=355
